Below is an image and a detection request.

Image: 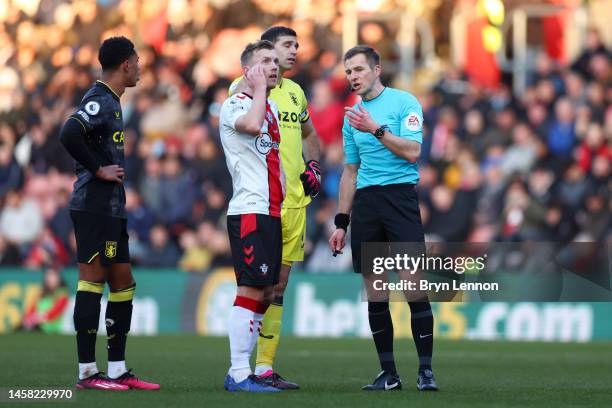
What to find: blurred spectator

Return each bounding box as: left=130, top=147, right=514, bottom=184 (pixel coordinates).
left=179, top=228, right=212, bottom=272
left=571, top=27, right=611, bottom=81
left=577, top=191, right=610, bottom=241
left=309, top=79, right=344, bottom=147
left=141, top=224, right=181, bottom=268
left=28, top=121, right=72, bottom=173
left=188, top=133, right=232, bottom=196
left=24, top=227, right=70, bottom=269
left=48, top=188, right=72, bottom=249
left=0, top=189, right=43, bottom=250
left=22, top=267, right=69, bottom=333
left=139, top=157, right=163, bottom=215
left=547, top=98, right=576, bottom=160
left=125, top=187, right=155, bottom=243
left=499, top=123, right=539, bottom=177
left=0, top=234, right=22, bottom=266
left=0, top=143, right=24, bottom=198
left=425, top=185, right=473, bottom=242
left=158, top=155, right=195, bottom=228
left=558, top=164, right=592, bottom=210
left=577, top=124, right=610, bottom=173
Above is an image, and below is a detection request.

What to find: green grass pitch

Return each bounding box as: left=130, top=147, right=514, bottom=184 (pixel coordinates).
left=0, top=333, right=611, bottom=407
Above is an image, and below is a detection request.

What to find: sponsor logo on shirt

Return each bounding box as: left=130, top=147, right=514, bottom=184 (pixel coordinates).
left=405, top=112, right=423, bottom=131
left=255, top=133, right=279, bottom=155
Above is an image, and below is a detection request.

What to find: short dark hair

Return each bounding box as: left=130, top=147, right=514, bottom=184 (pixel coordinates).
left=98, top=36, right=136, bottom=71
left=261, top=26, right=297, bottom=44
left=240, top=40, right=275, bottom=66
left=343, top=45, right=380, bottom=68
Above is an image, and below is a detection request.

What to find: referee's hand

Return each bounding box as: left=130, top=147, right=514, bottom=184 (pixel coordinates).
left=96, top=165, right=124, bottom=183
left=329, top=228, right=346, bottom=256
left=345, top=105, right=378, bottom=134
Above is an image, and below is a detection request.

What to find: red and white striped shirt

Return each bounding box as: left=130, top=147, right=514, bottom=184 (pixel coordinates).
left=220, top=92, right=285, bottom=217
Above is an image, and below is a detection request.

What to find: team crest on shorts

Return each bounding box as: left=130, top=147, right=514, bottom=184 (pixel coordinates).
left=105, top=241, right=117, bottom=258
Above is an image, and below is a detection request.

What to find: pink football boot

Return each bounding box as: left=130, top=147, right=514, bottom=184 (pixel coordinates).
left=76, top=372, right=129, bottom=390
left=109, top=369, right=160, bottom=390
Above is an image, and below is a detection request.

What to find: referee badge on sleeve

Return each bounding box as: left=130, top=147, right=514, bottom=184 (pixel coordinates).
left=105, top=241, right=117, bottom=258
left=405, top=113, right=423, bottom=131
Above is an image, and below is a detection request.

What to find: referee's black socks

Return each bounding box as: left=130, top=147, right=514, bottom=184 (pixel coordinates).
left=408, top=300, right=434, bottom=371
left=368, top=301, right=397, bottom=375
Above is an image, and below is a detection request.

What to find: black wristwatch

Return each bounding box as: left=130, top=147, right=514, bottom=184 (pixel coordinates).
left=373, top=125, right=389, bottom=139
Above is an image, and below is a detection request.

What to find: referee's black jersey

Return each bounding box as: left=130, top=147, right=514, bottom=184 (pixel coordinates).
left=68, top=80, right=126, bottom=218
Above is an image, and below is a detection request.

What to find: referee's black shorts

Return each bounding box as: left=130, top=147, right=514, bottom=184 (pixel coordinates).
left=350, top=183, right=425, bottom=274
left=70, top=210, right=130, bottom=265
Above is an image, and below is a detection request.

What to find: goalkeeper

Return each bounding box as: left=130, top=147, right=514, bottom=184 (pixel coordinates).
left=229, top=26, right=321, bottom=390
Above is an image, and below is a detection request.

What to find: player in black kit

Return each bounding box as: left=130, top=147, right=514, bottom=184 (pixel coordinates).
left=59, top=36, right=159, bottom=391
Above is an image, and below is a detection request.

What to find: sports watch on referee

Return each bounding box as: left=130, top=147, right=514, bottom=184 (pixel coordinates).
left=373, top=125, right=389, bottom=139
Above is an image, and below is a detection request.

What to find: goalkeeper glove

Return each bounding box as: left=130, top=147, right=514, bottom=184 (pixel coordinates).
left=300, top=160, right=322, bottom=198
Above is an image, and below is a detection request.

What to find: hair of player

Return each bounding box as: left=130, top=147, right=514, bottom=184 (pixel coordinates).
left=98, top=36, right=136, bottom=71
left=240, top=40, right=276, bottom=66
left=260, top=26, right=297, bottom=44
left=343, top=45, right=381, bottom=68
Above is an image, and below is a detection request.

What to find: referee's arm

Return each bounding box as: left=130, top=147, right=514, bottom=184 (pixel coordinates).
left=329, top=162, right=358, bottom=253
left=377, top=132, right=421, bottom=163
left=345, top=105, right=421, bottom=163
left=338, top=163, right=358, bottom=214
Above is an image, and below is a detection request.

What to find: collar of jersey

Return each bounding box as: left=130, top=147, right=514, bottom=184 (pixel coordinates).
left=361, top=86, right=387, bottom=103
left=96, top=80, right=121, bottom=101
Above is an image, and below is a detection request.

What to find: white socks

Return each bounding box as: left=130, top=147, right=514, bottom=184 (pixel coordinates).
left=78, top=361, right=126, bottom=380
left=250, top=312, right=264, bottom=354
left=254, top=364, right=273, bottom=376
left=79, top=362, right=98, bottom=380
left=108, top=360, right=127, bottom=379
left=228, top=305, right=256, bottom=382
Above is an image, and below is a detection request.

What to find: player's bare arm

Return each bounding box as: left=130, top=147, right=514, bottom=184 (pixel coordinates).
left=235, top=64, right=268, bottom=135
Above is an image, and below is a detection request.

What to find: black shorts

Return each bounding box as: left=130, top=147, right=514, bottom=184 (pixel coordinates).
left=227, top=213, right=281, bottom=287
left=70, top=210, right=130, bottom=265
left=350, top=183, right=425, bottom=274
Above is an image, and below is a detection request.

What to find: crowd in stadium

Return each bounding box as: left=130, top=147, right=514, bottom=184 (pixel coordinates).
left=0, top=1, right=610, bottom=272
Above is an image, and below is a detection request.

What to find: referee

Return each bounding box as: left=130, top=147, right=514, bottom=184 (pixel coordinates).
left=329, top=45, right=438, bottom=391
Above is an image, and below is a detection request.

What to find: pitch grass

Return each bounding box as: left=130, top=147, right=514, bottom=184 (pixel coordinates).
left=0, top=334, right=611, bottom=407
